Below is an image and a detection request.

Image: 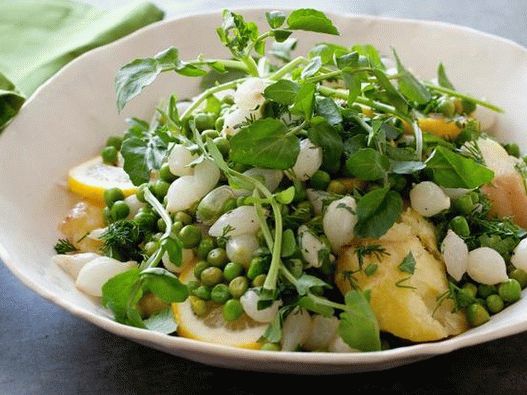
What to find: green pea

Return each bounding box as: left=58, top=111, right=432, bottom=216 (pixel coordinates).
left=134, top=211, right=156, bottom=230
left=200, top=267, right=223, bottom=286
left=211, top=284, right=231, bottom=304
left=450, top=216, right=470, bottom=237
left=135, top=183, right=148, bottom=203
left=104, top=187, right=125, bottom=208
left=478, top=284, right=497, bottom=298
left=101, top=146, right=118, bottom=165
left=223, top=299, right=243, bottom=321
left=309, top=170, right=331, bottom=190
left=159, top=163, right=176, bottom=183
left=197, top=237, right=215, bottom=260
left=461, top=99, right=477, bottom=114
left=247, top=257, right=267, bottom=280
left=106, top=135, right=123, bottom=150
left=213, top=137, right=230, bottom=157
left=171, top=221, right=184, bottom=236
left=143, top=241, right=158, bottom=257
left=260, top=343, right=281, bottom=351
left=453, top=195, right=474, bottom=215
left=437, top=97, right=456, bottom=117
left=510, top=268, right=527, bottom=288
left=466, top=303, right=490, bottom=327
left=327, top=180, right=347, bottom=195
left=157, top=218, right=166, bottom=232
left=221, top=94, right=234, bottom=105
left=252, top=274, right=267, bottom=287
left=194, top=113, right=216, bottom=131
left=193, top=261, right=210, bottom=279
left=229, top=276, right=248, bottom=298
left=191, top=285, right=211, bottom=301
left=110, top=200, right=130, bottom=220
left=223, top=262, right=243, bottom=282
left=179, top=224, right=202, bottom=248
left=174, top=211, right=193, bottom=225
left=187, top=280, right=200, bottom=292
left=486, top=294, right=504, bottom=314
left=189, top=296, right=208, bottom=317
left=207, top=248, right=228, bottom=267
left=151, top=180, right=170, bottom=200
left=215, top=116, right=225, bottom=132
left=201, top=129, right=220, bottom=139
left=462, top=283, right=478, bottom=298
left=498, top=279, right=522, bottom=302
left=504, top=143, right=520, bottom=158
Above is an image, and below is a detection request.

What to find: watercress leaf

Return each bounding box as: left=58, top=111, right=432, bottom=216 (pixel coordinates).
left=102, top=268, right=141, bottom=323
left=338, top=290, right=381, bottom=352
left=229, top=118, right=300, bottom=169
left=281, top=228, right=297, bottom=257
left=342, top=71, right=362, bottom=105
left=143, top=308, right=178, bottom=334
left=141, top=267, right=189, bottom=303
left=217, top=10, right=259, bottom=57
left=155, top=47, right=179, bottom=69
left=298, top=295, right=334, bottom=317
left=175, top=63, right=207, bottom=77
left=355, top=187, right=403, bottom=238
left=308, top=42, right=348, bottom=64
left=276, top=186, right=296, bottom=204
left=291, top=82, right=316, bottom=120
left=205, top=94, right=222, bottom=116
left=301, top=56, right=322, bottom=79
left=126, top=305, right=146, bottom=328
left=398, top=252, right=416, bottom=274
left=343, top=134, right=367, bottom=157
left=393, top=49, right=432, bottom=105
left=260, top=306, right=294, bottom=343
left=263, top=79, right=300, bottom=105
left=0, top=72, right=25, bottom=130
left=286, top=9, right=340, bottom=35
left=345, top=148, right=390, bottom=181
left=266, top=10, right=286, bottom=28
left=426, top=145, right=494, bottom=188
left=269, top=37, right=297, bottom=62
left=336, top=52, right=359, bottom=69
left=371, top=69, right=408, bottom=113
left=307, top=116, right=343, bottom=173
left=295, top=273, right=332, bottom=296
left=437, top=63, right=455, bottom=89
left=315, top=96, right=342, bottom=125
left=351, top=44, right=384, bottom=69
left=390, top=160, right=426, bottom=174
left=271, top=29, right=293, bottom=43
left=161, top=237, right=183, bottom=267
left=121, top=126, right=169, bottom=185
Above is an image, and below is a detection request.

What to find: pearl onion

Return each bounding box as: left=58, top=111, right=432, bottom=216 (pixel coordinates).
left=168, top=144, right=196, bottom=176
left=53, top=252, right=100, bottom=280
left=243, top=168, right=283, bottom=192
left=209, top=205, right=261, bottom=237
left=303, top=315, right=339, bottom=351
left=441, top=230, right=469, bottom=281
left=240, top=289, right=282, bottom=323
left=298, top=225, right=329, bottom=268
left=75, top=257, right=136, bottom=297
left=226, top=234, right=260, bottom=267
left=328, top=335, right=358, bottom=353
left=467, top=247, right=508, bottom=285
left=306, top=189, right=332, bottom=215
left=291, top=139, right=323, bottom=181
left=281, top=308, right=312, bottom=351
left=473, top=106, right=496, bottom=131
left=410, top=181, right=450, bottom=217
left=221, top=107, right=263, bottom=136
left=323, top=196, right=358, bottom=252
left=511, top=239, right=527, bottom=272
left=234, top=78, right=266, bottom=110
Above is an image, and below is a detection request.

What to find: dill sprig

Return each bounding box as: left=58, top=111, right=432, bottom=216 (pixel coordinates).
left=54, top=239, right=78, bottom=254
left=100, top=220, right=144, bottom=261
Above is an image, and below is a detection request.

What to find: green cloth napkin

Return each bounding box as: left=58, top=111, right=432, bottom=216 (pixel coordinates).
left=0, top=0, right=164, bottom=128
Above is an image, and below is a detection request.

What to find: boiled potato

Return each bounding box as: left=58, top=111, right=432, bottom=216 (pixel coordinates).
left=59, top=201, right=104, bottom=252
left=336, top=208, right=468, bottom=342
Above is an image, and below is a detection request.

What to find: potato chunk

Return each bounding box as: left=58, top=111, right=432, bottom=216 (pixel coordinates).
left=336, top=209, right=468, bottom=342
left=59, top=201, right=104, bottom=253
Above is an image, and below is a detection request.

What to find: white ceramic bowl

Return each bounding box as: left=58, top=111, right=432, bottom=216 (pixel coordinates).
left=1, top=8, right=527, bottom=374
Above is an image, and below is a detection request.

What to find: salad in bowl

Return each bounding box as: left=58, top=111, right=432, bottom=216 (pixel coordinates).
left=52, top=9, right=527, bottom=353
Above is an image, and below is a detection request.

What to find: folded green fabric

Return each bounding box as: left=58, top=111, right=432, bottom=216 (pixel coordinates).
left=0, top=0, right=164, bottom=129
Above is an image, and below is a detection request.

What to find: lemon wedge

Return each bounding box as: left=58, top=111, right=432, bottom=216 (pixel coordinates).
left=68, top=157, right=136, bottom=203
left=171, top=263, right=267, bottom=349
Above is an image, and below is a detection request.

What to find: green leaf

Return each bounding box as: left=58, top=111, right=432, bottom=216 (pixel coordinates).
left=426, top=146, right=494, bottom=188
left=281, top=228, right=297, bottom=257
left=102, top=268, right=142, bottom=323
left=315, top=97, right=342, bottom=125
left=0, top=72, right=25, bottom=130
left=276, top=186, right=296, bottom=204
left=301, top=56, right=322, bottom=79
left=161, top=237, right=183, bottom=267
left=393, top=49, right=432, bottom=105
left=355, top=187, right=403, bottom=238
left=307, top=117, right=343, bottom=173
left=217, top=10, right=259, bottom=57
left=295, top=273, right=331, bottom=296
left=121, top=124, right=169, bottom=186
left=390, top=160, right=425, bottom=175
left=269, top=37, right=298, bottom=62
left=371, top=69, right=408, bottom=114
left=229, top=118, right=300, bottom=169
left=205, top=94, right=221, bottom=116
left=297, top=295, right=334, bottom=317
left=260, top=306, right=293, bottom=343
left=115, top=47, right=179, bottom=112
left=351, top=44, right=384, bottom=69
left=338, top=290, right=381, bottom=352
left=398, top=252, right=416, bottom=274
left=266, top=10, right=286, bottom=28
left=345, top=148, right=390, bottom=181
left=286, top=9, right=340, bottom=35
left=263, top=79, right=299, bottom=105
left=437, top=63, right=455, bottom=89
left=143, top=308, right=178, bottom=334
left=291, top=82, right=316, bottom=120
left=308, top=43, right=348, bottom=64
left=141, top=267, right=188, bottom=303
left=342, top=71, right=362, bottom=105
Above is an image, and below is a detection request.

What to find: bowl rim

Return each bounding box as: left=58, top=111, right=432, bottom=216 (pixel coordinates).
left=3, top=7, right=527, bottom=369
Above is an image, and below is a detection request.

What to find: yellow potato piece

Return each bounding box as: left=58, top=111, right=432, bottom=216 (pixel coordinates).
left=336, top=208, right=468, bottom=342
left=59, top=201, right=104, bottom=253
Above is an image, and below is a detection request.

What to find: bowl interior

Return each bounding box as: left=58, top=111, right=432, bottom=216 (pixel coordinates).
left=1, top=9, right=527, bottom=373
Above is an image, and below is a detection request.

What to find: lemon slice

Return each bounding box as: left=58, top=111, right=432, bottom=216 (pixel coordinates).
left=68, top=157, right=137, bottom=203
left=172, top=263, right=267, bottom=349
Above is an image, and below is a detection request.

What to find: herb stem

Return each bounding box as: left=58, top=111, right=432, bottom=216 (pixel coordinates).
left=423, top=82, right=504, bottom=113
left=242, top=55, right=260, bottom=77
left=285, top=120, right=308, bottom=137
left=268, top=56, right=307, bottom=80
left=305, top=67, right=372, bottom=84
left=192, top=59, right=249, bottom=72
